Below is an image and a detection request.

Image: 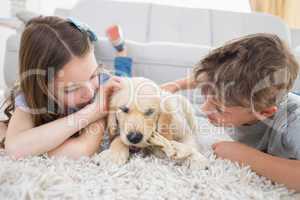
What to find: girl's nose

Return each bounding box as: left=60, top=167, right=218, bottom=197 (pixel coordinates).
left=81, top=83, right=95, bottom=101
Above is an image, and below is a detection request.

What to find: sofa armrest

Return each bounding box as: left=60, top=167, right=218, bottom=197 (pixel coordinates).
left=291, top=29, right=300, bottom=48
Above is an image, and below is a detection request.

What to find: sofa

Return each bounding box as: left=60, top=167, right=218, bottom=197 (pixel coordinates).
left=3, top=0, right=300, bottom=99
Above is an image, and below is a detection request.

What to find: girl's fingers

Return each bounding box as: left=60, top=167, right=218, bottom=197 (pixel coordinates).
left=109, top=76, right=122, bottom=84
left=106, top=78, right=122, bottom=91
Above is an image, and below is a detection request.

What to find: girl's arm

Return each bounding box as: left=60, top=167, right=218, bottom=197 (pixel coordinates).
left=160, top=76, right=198, bottom=93
left=47, top=119, right=105, bottom=159
left=5, top=106, right=99, bottom=159
left=213, top=141, right=300, bottom=191
left=5, top=77, right=121, bottom=159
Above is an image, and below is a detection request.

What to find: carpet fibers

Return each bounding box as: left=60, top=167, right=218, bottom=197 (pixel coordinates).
left=0, top=149, right=298, bottom=200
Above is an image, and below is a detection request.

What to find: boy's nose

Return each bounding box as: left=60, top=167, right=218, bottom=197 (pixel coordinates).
left=201, top=101, right=212, bottom=114
left=201, top=101, right=217, bottom=116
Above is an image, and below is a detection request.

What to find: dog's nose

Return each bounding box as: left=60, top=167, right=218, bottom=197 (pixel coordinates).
left=127, top=131, right=143, bottom=144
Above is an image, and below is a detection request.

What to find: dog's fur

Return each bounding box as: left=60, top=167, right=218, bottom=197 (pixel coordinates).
left=99, top=77, right=208, bottom=169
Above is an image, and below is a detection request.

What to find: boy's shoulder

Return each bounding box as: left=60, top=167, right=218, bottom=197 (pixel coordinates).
left=270, top=92, right=300, bottom=159
left=233, top=93, right=300, bottom=159
left=270, top=92, right=300, bottom=131
left=282, top=92, right=300, bottom=122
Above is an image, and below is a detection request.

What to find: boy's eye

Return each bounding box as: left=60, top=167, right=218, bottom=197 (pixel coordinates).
left=216, top=107, right=224, bottom=113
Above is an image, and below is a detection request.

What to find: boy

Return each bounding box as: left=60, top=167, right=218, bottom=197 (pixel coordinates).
left=161, top=33, right=300, bottom=191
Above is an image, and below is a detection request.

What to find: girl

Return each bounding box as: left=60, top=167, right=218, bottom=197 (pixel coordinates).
left=0, top=16, right=132, bottom=159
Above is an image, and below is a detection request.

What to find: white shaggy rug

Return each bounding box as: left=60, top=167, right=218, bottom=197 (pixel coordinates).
left=0, top=117, right=299, bottom=200
left=0, top=149, right=298, bottom=200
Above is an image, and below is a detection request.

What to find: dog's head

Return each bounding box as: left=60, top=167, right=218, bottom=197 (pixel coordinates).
left=107, top=77, right=173, bottom=148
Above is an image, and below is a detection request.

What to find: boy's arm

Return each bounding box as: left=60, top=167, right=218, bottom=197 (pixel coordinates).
left=213, top=141, right=300, bottom=191
left=160, top=76, right=198, bottom=93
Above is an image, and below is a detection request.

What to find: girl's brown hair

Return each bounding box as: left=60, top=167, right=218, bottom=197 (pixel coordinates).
left=2, top=16, right=92, bottom=126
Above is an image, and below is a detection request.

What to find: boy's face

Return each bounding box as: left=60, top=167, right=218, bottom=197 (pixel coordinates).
left=201, top=96, right=259, bottom=127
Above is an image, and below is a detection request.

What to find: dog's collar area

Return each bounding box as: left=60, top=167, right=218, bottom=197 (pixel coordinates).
left=129, top=146, right=142, bottom=154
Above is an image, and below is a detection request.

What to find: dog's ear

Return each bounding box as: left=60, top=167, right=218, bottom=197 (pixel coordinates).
left=157, top=93, right=177, bottom=140
left=158, top=93, right=193, bottom=140
left=107, top=107, right=119, bottom=139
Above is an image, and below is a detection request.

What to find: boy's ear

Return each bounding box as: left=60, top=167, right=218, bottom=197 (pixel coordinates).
left=259, top=106, right=278, bottom=118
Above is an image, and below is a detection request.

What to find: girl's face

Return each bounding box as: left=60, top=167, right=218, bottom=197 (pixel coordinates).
left=53, top=51, right=100, bottom=111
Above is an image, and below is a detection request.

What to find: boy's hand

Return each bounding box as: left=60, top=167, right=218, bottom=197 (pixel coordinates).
left=160, top=82, right=180, bottom=93
left=213, top=142, right=300, bottom=192
left=160, top=77, right=198, bottom=93
left=212, top=141, right=255, bottom=164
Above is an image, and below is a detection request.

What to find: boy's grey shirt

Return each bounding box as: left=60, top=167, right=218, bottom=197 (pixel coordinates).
left=230, top=93, right=300, bottom=160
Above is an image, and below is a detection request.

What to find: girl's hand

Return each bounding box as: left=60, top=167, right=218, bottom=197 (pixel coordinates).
left=81, top=76, right=122, bottom=123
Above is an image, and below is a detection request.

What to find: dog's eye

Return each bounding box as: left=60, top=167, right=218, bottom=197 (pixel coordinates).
left=119, top=106, right=129, bottom=113
left=144, top=108, right=154, bottom=116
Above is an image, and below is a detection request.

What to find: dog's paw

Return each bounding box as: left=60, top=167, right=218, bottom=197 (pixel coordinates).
left=149, top=132, right=176, bottom=157
left=98, top=149, right=129, bottom=165
left=186, top=152, right=209, bottom=170
left=149, top=132, right=169, bottom=147
left=169, top=141, right=193, bottom=160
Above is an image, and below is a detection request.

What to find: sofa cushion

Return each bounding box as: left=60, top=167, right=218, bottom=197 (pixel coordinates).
left=211, top=10, right=291, bottom=47
left=149, top=4, right=211, bottom=46
left=70, top=0, right=151, bottom=42
left=95, top=39, right=211, bottom=83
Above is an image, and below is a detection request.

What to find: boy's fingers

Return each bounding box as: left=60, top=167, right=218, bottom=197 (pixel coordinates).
left=212, top=142, right=223, bottom=151
left=212, top=143, right=217, bottom=150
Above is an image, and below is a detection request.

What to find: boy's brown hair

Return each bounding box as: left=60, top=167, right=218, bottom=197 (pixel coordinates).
left=193, top=33, right=299, bottom=111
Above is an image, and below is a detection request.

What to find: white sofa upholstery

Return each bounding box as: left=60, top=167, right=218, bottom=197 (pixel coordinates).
left=291, top=29, right=300, bottom=48
left=70, top=0, right=292, bottom=46
left=3, top=0, right=300, bottom=95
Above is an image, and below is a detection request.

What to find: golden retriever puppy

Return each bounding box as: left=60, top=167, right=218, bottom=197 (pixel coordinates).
left=99, top=77, right=208, bottom=169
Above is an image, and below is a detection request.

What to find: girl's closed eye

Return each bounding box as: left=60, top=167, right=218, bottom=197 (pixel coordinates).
left=64, top=85, right=80, bottom=94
